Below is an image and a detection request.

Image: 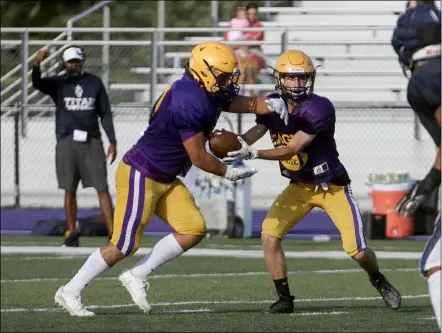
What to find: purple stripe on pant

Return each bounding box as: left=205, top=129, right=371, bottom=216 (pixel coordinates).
left=116, top=166, right=136, bottom=251
left=344, top=185, right=365, bottom=252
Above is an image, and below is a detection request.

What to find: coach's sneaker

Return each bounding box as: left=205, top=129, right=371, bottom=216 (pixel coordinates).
left=62, top=231, right=80, bottom=247
left=54, top=286, right=95, bottom=317
left=370, top=273, right=401, bottom=310
left=119, top=269, right=152, bottom=314
left=264, top=295, right=295, bottom=314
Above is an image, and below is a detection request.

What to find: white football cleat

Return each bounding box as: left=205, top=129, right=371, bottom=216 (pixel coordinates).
left=119, top=269, right=152, bottom=314
left=54, top=286, right=95, bottom=317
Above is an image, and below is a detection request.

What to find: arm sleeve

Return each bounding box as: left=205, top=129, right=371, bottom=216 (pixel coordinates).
left=300, top=98, right=335, bottom=134
left=31, top=66, right=59, bottom=96
left=97, top=80, right=117, bottom=145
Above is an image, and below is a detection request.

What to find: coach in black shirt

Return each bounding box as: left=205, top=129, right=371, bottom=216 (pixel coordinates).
left=32, top=46, right=116, bottom=247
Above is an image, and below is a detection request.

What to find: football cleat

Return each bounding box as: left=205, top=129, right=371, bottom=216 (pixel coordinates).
left=119, top=269, right=152, bottom=314
left=62, top=231, right=80, bottom=247
left=370, top=273, right=402, bottom=310
left=264, top=295, right=295, bottom=314
left=54, top=286, right=95, bottom=317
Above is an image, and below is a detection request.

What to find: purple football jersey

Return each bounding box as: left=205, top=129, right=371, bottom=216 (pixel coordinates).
left=256, top=93, right=344, bottom=184
left=123, top=72, right=228, bottom=183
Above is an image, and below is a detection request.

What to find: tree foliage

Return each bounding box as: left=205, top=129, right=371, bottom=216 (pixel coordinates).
left=1, top=1, right=293, bottom=30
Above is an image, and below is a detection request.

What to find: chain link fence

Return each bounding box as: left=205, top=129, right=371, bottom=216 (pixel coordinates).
left=0, top=104, right=435, bottom=211
left=1, top=27, right=433, bottom=211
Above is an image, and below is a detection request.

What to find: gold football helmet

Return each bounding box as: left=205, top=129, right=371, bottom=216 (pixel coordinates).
left=188, top=42, right=240, bottom=100
left=272, top=50, right=317, bottom=102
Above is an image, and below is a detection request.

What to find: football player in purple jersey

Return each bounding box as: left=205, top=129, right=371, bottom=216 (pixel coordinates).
left=224, top=50, right=402, bottom=313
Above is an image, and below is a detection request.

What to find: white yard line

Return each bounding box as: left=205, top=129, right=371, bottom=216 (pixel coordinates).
left=0, top=268, right=419, bottom=284
left=1, top=255, right=89, bottom=261
left=1, top=295, right=428, bottom=313
left=0, top=246, right=423, bottom=259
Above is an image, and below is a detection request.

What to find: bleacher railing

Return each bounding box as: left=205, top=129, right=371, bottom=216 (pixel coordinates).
left=2, top=25, right=399, bottom=109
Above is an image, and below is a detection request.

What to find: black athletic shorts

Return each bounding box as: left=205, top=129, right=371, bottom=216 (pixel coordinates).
left=55, top=134, right=109, bottom=192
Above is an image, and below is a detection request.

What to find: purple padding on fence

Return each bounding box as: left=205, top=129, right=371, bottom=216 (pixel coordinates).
left=0, top=208, right=339, bottom=237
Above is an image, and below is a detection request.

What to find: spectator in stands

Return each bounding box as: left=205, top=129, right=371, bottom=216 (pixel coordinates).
left=226, top=7, right=249, bottom=44
left=32, top=46, right=117, bottom=247
left=224, top=7, right=250, bottom=85
left=244, top=2, right=266, bottom=85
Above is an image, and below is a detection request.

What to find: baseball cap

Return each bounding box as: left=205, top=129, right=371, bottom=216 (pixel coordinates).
left=62, top=47, right=85, bottom=62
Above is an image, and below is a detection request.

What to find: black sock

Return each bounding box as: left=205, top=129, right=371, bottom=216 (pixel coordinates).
left=273, top=277, right=291, bottom=298
left=369, top=268, right=383, bottom=281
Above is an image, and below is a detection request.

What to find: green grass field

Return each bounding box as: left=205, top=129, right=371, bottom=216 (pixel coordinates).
left=1, top=236, right=438, bottom=332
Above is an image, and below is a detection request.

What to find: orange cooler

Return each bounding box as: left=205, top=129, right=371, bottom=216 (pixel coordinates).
left=368, top=182, right=416, bottom=239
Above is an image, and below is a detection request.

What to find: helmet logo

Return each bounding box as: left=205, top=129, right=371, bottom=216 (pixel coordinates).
left=287, top=68, right=305, bottom=73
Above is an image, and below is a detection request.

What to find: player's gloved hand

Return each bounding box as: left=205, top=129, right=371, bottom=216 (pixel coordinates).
left=223, top=165, right=258, bottom=181
left=265, top=97, right=289, bottom=125
left=397, top=168, right=441, bottom=218
left=223, top=136, right=258, bottom=163
left=396, top=181, right=428, bottom=218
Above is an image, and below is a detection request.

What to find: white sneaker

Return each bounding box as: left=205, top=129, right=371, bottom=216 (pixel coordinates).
left=54, top=286, right=95, bottom=317
left=119, top=269, right=152, bottom=313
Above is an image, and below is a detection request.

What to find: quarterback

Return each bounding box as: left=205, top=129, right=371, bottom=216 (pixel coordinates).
left=224, top=50, right=402, bottom=313
left=54, top=41, right=289, bottom=316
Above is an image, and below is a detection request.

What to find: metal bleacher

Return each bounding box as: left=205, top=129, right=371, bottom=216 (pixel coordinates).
left=129, top=1, right=412, bottom=103
left=2, top=2, right=421, bottom=106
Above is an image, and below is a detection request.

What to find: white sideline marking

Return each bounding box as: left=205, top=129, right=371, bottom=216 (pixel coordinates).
left=0, top=268, right=419, bottom=284
left=2, top=256, right=89, bottom=261
left=0, top=246, right=423, bottom=259
left=0, top=295, right=428, bottom=313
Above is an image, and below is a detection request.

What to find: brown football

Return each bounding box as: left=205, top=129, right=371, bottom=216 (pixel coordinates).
left=209, top=130, right=242, bottom=159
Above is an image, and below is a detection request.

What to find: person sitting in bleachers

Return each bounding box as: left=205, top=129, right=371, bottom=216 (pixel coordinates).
left=223, top=3, right=266, bottom=93
left=224, top=7, right=250, bottom=86
left=226, top=8, right=250, bottom=58
left=243, top=2, right=266, bottom=87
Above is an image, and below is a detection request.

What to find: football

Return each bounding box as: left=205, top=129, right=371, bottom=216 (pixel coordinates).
left=208, top=130, right=242, bottom=159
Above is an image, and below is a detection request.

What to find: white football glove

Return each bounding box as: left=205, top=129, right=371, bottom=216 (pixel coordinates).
left=396, top=181, right=427, bottom=218
left=223, top=165, right=258, bottom=182
left=265, top=97, right=289, bottom=125
left=223, top=136, right=258, bottom=163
